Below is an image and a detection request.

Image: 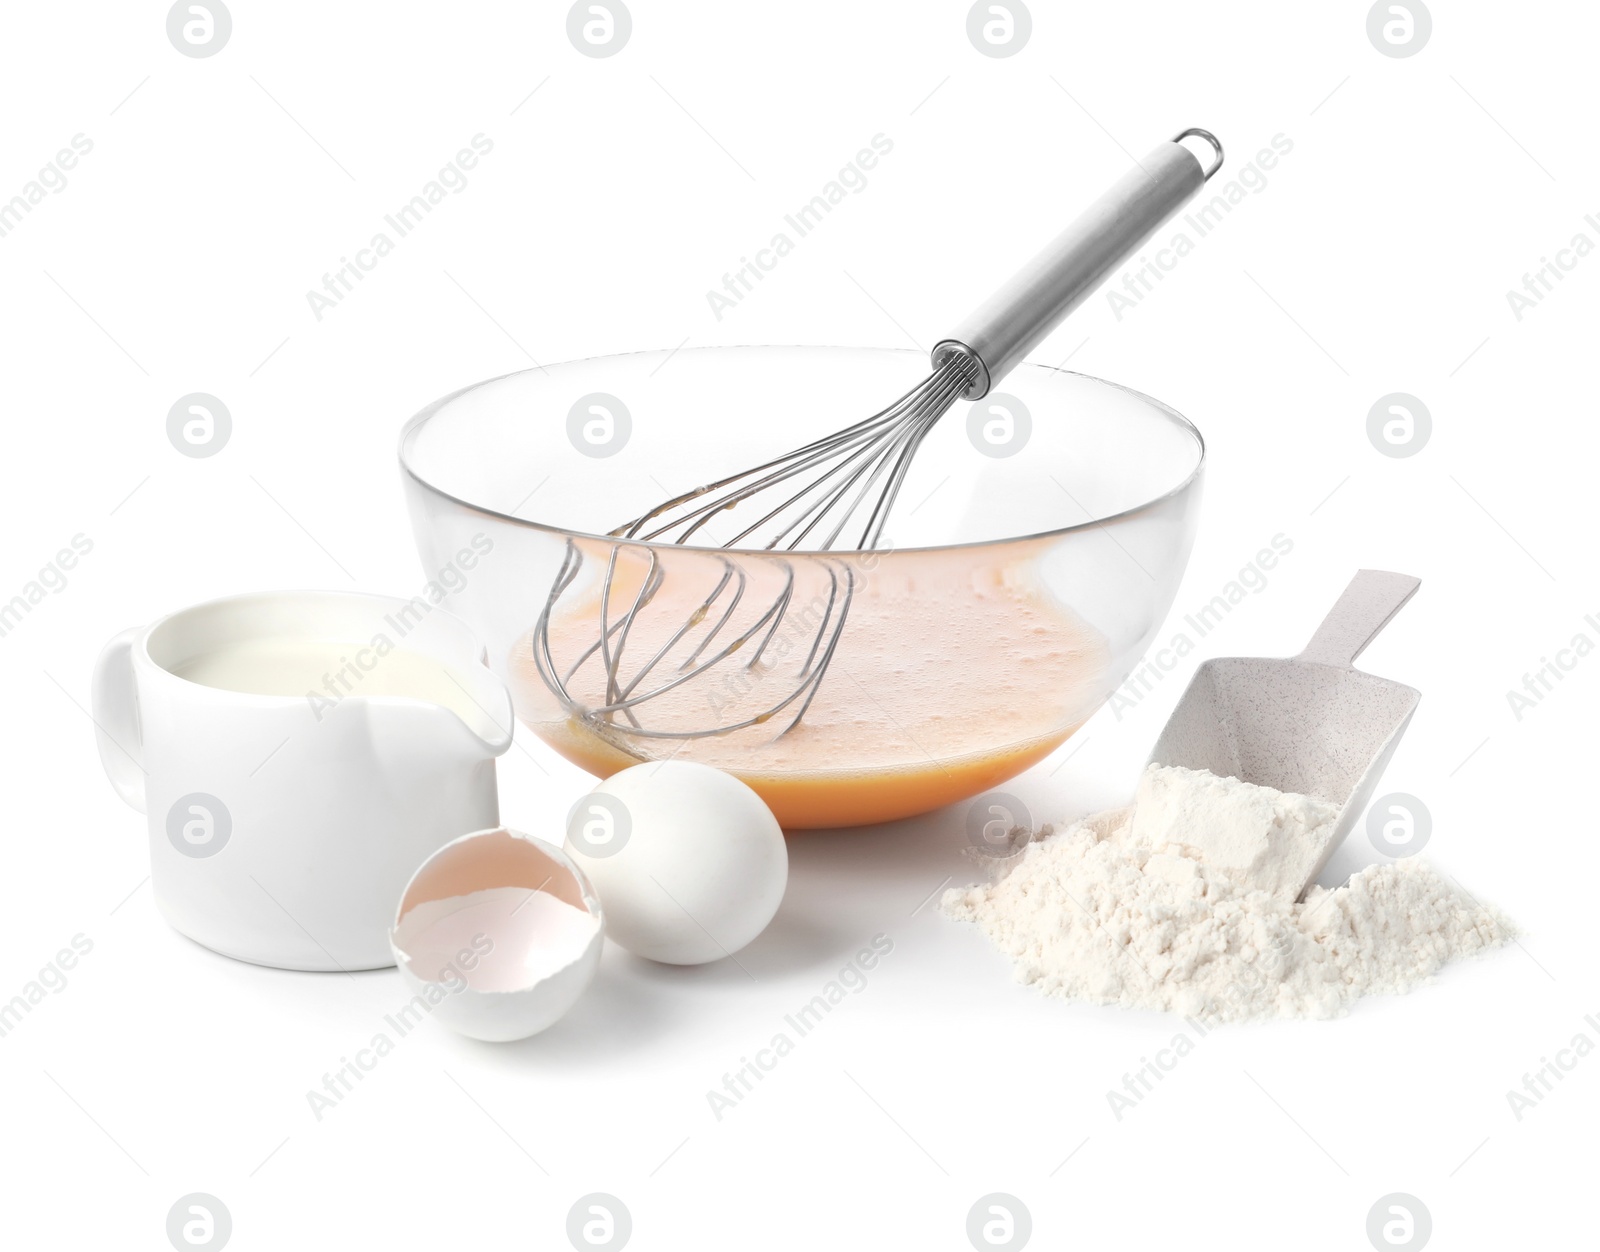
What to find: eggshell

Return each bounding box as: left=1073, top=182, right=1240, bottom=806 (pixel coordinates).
left=390, top=827, right=602, bottom=1042
left=565, top=761, right=787, bottom=965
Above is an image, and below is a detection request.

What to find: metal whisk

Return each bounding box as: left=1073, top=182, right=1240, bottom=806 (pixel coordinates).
left=538, top=130, right=1223, bottom=746
left=619, top=129, right=1223, bottom=554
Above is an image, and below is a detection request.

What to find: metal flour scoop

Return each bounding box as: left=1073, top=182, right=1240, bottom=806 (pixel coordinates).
left=1148, top=569, right=1422, bottom=899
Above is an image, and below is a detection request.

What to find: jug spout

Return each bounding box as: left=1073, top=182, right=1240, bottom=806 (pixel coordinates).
left=355, top=689, right=515, bottom=768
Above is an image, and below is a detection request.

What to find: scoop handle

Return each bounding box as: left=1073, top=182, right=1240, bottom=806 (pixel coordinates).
left=932, top=129, right=1223, bottom=399
left=1296, top=570, right=1421, bottom=669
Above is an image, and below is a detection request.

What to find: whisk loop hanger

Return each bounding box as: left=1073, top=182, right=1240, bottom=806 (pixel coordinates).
left=543, top=129, right=1223, bottom=745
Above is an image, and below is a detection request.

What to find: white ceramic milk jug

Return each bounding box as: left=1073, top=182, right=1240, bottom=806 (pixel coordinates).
left=91, top=590, right=514, bottom=971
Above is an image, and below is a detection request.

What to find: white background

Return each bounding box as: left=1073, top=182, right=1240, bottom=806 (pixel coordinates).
left=3, top=1, right=1596, bottom=1248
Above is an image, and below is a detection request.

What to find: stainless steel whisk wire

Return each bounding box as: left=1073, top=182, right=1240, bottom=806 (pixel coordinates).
left=618, top=353, right=982, bottom=552
left=536, top=129, right=1224, bottom=746
left=533, top=540, right=857, bottom=741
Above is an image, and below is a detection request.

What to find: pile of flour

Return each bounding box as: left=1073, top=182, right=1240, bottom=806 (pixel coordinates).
left=1129, top=764, right=1343, bottom=901
left=943, top=767, right=1516, bottom=1022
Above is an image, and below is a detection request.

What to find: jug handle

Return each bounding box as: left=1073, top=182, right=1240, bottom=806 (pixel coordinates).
left=92, top=627, right=147, bottom=812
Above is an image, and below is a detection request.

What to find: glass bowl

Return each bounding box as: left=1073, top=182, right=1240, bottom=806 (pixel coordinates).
left=399, top=346, right=1204, bottom=829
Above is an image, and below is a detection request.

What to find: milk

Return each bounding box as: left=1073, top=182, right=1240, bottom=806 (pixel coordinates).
left=172, top=637, right=493, bottom=731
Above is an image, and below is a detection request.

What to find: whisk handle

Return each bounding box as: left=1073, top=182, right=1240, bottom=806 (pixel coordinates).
left=933, top=129, right=1222, bottom=399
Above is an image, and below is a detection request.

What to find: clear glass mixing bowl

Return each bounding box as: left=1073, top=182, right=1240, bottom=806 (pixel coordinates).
left=400, top=346, right=1204, bottom=829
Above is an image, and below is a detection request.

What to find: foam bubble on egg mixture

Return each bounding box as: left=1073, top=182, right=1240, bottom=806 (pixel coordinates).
left=943, top=763, right=1516, bottom=1022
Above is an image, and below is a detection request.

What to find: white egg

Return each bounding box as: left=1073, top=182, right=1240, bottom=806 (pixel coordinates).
left=390, top=827, right=603, bottom=1042
left=565, top=761, right=787, bottom=965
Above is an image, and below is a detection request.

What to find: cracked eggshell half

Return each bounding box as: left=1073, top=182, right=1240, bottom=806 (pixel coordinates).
left=390, top=827, right=603, bottom=1042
